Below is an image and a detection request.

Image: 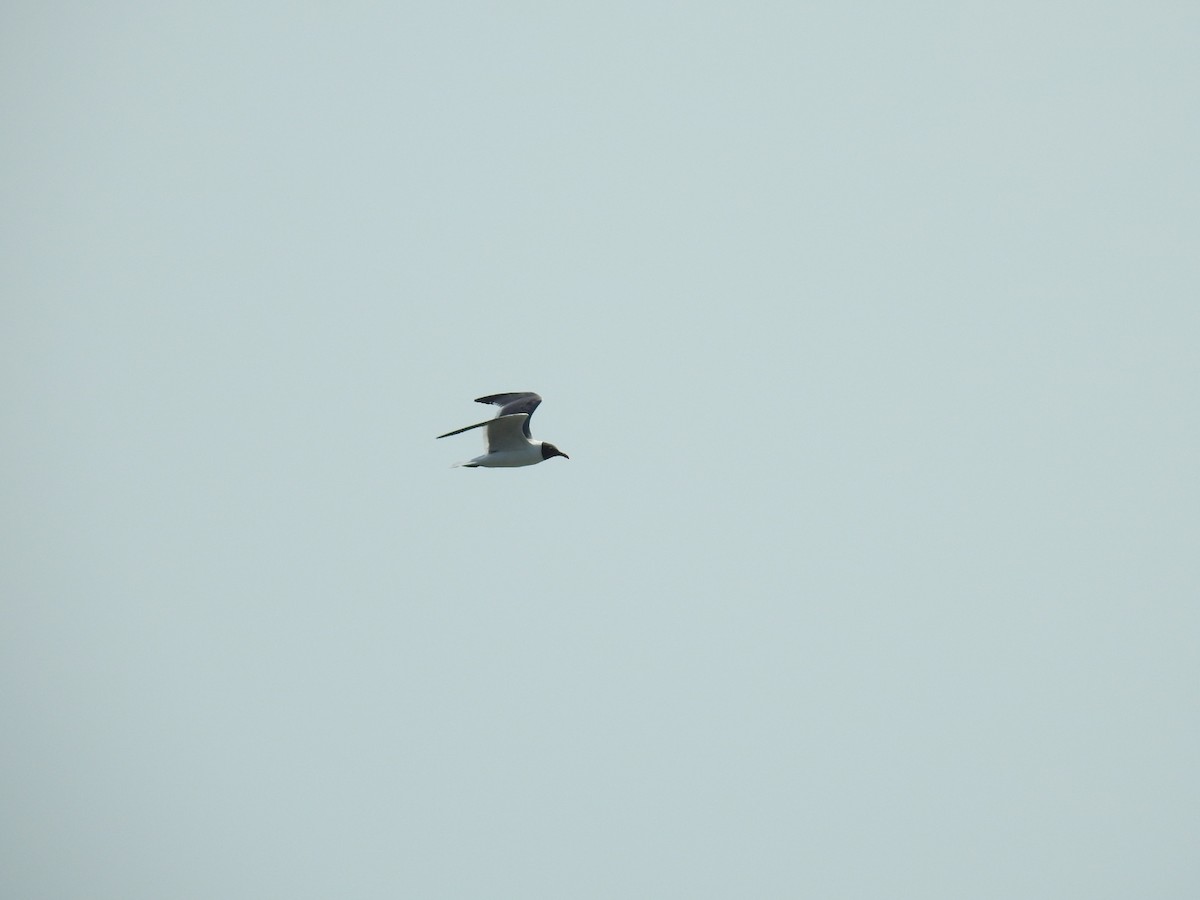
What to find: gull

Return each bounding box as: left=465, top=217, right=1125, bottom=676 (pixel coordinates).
left=437, top=392, right=569, bottom=468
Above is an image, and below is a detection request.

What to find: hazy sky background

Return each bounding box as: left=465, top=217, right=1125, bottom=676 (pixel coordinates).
left=3, top=3, right=1198, bottom=897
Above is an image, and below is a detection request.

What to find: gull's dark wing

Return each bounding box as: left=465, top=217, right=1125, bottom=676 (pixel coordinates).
left=475, top=392, right=542, bottom=437
left=436, top=418, right=492, bottom=440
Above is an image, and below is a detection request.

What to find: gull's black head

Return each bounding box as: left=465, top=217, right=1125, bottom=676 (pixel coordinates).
left=540, top=442, right=569, bottom=461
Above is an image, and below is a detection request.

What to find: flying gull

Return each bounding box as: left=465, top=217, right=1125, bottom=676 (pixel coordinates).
left=437, top=392, right=569, bottom=468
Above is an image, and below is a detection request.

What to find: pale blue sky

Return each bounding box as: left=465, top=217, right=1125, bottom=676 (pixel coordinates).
left=3, top=3, right=1198, bottom=898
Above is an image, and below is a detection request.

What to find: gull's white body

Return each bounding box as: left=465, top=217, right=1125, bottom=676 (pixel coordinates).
left=460, top=448, right=544, bottom=468
left=455, top=414, right=548, bottom=468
